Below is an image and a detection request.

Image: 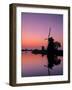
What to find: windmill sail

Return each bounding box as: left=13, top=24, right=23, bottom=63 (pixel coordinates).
left=45, top=27, right=51, bottom=40
left=48, top=27, right=51, bottom=38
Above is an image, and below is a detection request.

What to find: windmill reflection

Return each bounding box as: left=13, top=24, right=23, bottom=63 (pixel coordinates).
left=44, top=54, right=61, bottom=75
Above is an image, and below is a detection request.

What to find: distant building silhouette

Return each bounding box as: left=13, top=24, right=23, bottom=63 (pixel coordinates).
left=42, top=46, right=45, bottom=51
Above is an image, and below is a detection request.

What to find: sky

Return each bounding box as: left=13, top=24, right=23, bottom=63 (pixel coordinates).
left=21, top=12, right=63, bottom=49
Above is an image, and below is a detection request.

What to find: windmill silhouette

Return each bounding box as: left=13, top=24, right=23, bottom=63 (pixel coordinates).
left=44, top=27, right=52, bottom=75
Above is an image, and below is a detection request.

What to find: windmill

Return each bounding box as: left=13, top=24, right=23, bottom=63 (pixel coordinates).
left=43, top=27, right=52, bottom=75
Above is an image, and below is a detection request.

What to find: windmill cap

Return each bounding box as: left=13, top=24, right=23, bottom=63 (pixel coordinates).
left=48, top=37, right=54, bottom=42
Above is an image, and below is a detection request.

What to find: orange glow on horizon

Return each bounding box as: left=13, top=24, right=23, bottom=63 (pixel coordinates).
left=21, top=31, right=48, bottom=49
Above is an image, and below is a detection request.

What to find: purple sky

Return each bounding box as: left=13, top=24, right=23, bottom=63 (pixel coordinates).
left=21, top=12, right=63, bottom=49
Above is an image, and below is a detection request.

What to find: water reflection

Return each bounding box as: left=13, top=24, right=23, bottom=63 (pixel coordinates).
left=44, top=54, right=62, bottom=75
left=21, top=51, right=63, bottom=77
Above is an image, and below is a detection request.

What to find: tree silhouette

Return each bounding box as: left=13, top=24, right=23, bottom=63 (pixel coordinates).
left=54, top=41, right=61, bottom=49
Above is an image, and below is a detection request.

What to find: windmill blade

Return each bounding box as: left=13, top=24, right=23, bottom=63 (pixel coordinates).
left=44, top=27, right=51, bottom=40
left=48, top=27, right=51, bottom=38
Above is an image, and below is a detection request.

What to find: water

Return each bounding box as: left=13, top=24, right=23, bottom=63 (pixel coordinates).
left=21, top=51, right=63, bottom=77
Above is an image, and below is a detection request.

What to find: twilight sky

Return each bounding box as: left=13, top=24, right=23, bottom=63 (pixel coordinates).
left=21, top=12, right=63, bottom=49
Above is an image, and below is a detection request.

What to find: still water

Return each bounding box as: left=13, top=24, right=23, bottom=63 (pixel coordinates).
left=21, top=51, right=63, bottom=77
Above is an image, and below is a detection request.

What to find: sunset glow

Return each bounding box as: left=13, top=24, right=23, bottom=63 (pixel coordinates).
left=21, top=13, right=63, bottom=49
